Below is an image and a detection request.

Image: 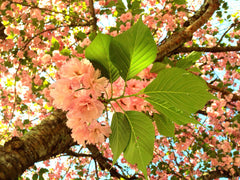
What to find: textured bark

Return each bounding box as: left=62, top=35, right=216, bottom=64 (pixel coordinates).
left=175, top=46, right=240, bottom=53
left=0, top=110, right=75, bottom=180
left=156, top=0, right=220, bottom=62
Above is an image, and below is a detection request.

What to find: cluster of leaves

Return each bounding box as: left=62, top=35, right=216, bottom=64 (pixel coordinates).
left=85, top=19, right=216, bottom=176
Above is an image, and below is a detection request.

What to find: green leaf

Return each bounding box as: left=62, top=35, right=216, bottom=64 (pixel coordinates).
left=150, top=62, right=167, bottom=73
left=32, top=174, right=38, bottom=180
left=76, top=31, right=86, bottom=41
left=110, top=112, right=131, bottom=164
left=85, top=34, right=119, bottom=82
left=109, top=19, right=157, bottom=80
left=60, top=48, right=71, bottom=56
left=39, top=168, right=48, bottom=174
left=144, top=68, right=217, bottom=125
left=176, top=51, right=202, bottom=69
left=188, top=67, right=201, bottom=73
left=123, top=111, right=155, bottom=178
left=116, top=0, right=126, bottom=15
left=174, top=0, right=186, bottom=4
left=51, top=37, right=59, bottom=50
left=154, top=113, right=175, bottom=137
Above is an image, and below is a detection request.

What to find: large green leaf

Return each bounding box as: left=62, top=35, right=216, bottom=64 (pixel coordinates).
left=85, top=34, right=119, bottom=82
left=150, top=62, right=167, bottom=73
left=144, top=68, right=217, bottom=125
left=154, top=113, right=175, bottom=137
left=109, top=112, right=131, bottom=164
left=123, top=111, right=155, bottom=178
left=174, top=0, right=186, bottom=5
left=109, top=20, right=157, bottom=80
left=176, top=51, right=202, bottom=69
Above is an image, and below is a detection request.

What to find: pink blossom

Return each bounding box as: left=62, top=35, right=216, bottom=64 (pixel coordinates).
left=125, top=12, right=132, bottom=21
left=88, top=121, right=111, bottom=144
left=80, top=38, right=91, bottom=48
left=126, top=22, right=131, bottom=30
left=41, top=54, right=51, bottom=64
left=82, top=69, right=108, bottom=97
left=236, top=101, right=240, bottom=111
left=49, top=79, right=73, bottom=110
left=66, top=93, right=104, bottom=122
left=31, top=8, right=43, bottom=21
left=67, top=121, right=90, bottom=145
left=120, top=14, right=127, bottom=23
left=59, top=58, right=93, bottom=79
left=17, top=51, right=24, bottom=58
left=120, top=24, right=126, bottom=32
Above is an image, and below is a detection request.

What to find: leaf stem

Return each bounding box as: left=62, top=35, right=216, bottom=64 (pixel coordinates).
left=107, top=89, right=145, bottom=102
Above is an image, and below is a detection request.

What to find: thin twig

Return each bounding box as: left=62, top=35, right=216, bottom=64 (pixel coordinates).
left=216, top=22, right=236, bottom=46
left=94, top=159, right=99, bottom=180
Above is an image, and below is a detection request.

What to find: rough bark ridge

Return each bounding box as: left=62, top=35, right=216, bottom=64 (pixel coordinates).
left=0, top=110, right=75, bottom=180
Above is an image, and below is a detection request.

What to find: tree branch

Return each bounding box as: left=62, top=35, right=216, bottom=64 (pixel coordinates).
left=64, top=149, right=92, bottom=158
left=156, top=0, right=220, bottom=62
left=0, top=21, right=7, bottom=40
left=86, top=144, right=137, bottom=180
left=216, top=19, right=239, bottom=46
left=174, top=46, right=240, bottom=53
left=207, top=83, right=240, bottom=101
left=89, top=0, right=97, bottom=32
left=0, top=110, right=75, bottom=180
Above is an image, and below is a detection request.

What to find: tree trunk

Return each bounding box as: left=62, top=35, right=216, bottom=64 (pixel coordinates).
left=0, top=110, right=75, bottom=180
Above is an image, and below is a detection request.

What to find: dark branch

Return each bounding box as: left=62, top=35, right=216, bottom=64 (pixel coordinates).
left=0, top=21, right=7, bottom=40
left=174, top=46, right=240, bottom=53
left=89, top=0, right=97, bottom=32
left=216, top=20, right=240, bottom=46
left=207, top=83, right=240, bottom=101
left=86, top=144, right=137, bottom=180
left=64, top=149, right=92, bottom=157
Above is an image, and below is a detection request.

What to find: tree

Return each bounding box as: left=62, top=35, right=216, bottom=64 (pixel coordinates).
left=0, top=0, right=240, bottom=179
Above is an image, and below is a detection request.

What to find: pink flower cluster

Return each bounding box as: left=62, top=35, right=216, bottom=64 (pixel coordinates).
left=49, top=58, right=111, bottom=145
left=120, top=12, right=132, bottom=23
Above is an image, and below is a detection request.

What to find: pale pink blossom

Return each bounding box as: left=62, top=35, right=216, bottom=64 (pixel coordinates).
left=120, top=24, right=126, bottom=32
left=80, top=38, right=91, bottom=48
left=41, top=54, right=52, bottom=64
left=82, top=69, right=108, bottom=97
left=59, top=58, right=93, bottom=79
left=88, top=121, right=111, bottom=144
left=66, top=94, right=104, bottom=122
left=120, top=14, right=127, bottom=23
left=125, top=12, right=132, bottom=21
left=49, top=79, right=73, bottom=110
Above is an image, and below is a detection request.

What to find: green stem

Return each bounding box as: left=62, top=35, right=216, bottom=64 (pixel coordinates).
left=107, top=88, right=145, bottom=103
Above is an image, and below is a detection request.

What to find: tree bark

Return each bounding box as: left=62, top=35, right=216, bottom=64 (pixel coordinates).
left=175, top=46, right=240, bottom=53
left=155, top=0, right=220, bottom=62
left=0, top=110, right=75, bottom=180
